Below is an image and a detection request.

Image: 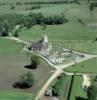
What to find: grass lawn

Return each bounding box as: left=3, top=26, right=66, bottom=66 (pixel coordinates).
left=65, top=57, right=97, bottom=73
left=0, top=90, right=33, bottom=100
left=70, top=76, right=87, bottom=100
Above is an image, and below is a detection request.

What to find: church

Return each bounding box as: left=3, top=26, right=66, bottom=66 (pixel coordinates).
left=29, top=33, right=49, bottom=53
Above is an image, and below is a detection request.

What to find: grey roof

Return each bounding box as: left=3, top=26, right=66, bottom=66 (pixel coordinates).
left=31, top=39, right=48, bottom=51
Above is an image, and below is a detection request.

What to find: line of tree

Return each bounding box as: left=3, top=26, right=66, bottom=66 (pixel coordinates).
left=23, top=13, right=68, bottom=28
left=25, top=5, right=41, bottom=11
left=0, top=13, right=68, bottom=36
left=0, top=0, right=76, bottom=6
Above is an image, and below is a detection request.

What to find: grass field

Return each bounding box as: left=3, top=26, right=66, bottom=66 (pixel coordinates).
left=0, top=90, right=33, bottom=100
left=65, top=57, right=97, bottom=73
left=0, top=37, right=23, bottom=54
left=20, top=23, right=97, bottom=41
left=0, top=0, right=75, bottom=15
left=70, top=76, right=87, bottom=100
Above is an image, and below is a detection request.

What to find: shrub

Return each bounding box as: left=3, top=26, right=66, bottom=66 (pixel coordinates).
left=31, top=55, right=40, bottom=69
left=13, top=71, right=34, bottom=89
left=11, top=6, right=15, bottom=10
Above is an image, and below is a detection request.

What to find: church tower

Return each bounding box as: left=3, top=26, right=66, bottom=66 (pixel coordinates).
left=42, top=32, right=48, bottom=43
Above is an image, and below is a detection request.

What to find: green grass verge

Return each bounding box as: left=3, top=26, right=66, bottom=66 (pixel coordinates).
left=65, top=57, right=97, bottom=73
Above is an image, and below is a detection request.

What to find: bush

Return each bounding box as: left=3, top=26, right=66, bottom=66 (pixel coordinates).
left=11, top=6, right=15, bottom=10
left=31, top=55, right=40, bottom=69
left=13, top=71, right=34, bottom=89
left=1, top=20, right=10, bottom=36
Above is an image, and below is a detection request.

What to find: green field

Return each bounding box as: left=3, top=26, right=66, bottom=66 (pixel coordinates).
left=0, top=91, right=33, bottom=100
left=0, top=0, right=75, bottom=15
left=20, top=23, right=97, bottom=41
left=0, top=37, right=23, bottom=54
left=65, top=57, right=97, bottom=73
left=70, top=76, right=87, bottom=100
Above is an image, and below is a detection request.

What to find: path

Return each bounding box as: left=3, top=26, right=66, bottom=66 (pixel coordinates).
left=6, top=36, right=30, bottom=45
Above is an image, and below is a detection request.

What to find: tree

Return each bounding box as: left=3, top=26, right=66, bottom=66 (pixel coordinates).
left=20, top=71, right=34, bottom=87
left=13, top=71, right=34, bottom=89
left=1, top=20, right=10, bottom=36
left=11, top=6, right=15, bottom=10
left=95, top=38, right=97, bottom=41
left=12, top=25, right=21, bottom=37
left=31, top=55, right=40, bottom=69
left=87, top=84, right=97, bottom=100
left=89, top=4, right=94, bottom=19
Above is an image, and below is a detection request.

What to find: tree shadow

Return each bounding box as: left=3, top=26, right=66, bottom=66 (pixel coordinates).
left=76, top=97, right=87, bottom=100
left=12, top=82, right=32, bottom=89
left=24, top=65, right=37, bottom=70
